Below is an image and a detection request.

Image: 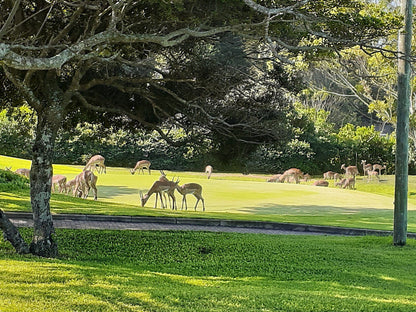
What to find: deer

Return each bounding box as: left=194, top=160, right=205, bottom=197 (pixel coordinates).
left=367, top=170, right=380, bottom=182
left=205, top=165, right=213, bottom=179
left=65, top=178, right=77, bottom=194
left=51, top=175, right=67, bottom=193
left=176, top=183, right=205, bottom=211
left=279, top=168, right=303, bottom=184
left=14, top=168, right=30, bottom=178
left=313, top=180, right=329, bottom=187
left=267, top=174, right=282, bottom=182
left=372, top=164, right=386, bottom=175
left=323, top=171, right=335, bottom=180
left=361, top=160, right=373, bottom=176
left=342, top=177, right=356, bottom=190
left=140, top=179, right=178, bottom=209
left=73, top=170, right=98, bottom=200
left=84, top=155, right=106, bottom=174
left=341, top=164, right=359, bottom=177
left=335, top=178, right=347, bottom=187
left=333, top=173, right=342, bottom=182
left=130, top=160, right=151, bottom=175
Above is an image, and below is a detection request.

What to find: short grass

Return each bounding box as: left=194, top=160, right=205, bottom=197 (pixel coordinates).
left=1, top=229, right=416, bottom=312
left=1, top=155, right=416, bottom=232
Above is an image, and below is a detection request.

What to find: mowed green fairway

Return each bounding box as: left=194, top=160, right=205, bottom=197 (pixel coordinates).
left=1, top=155, right=416, bottom=232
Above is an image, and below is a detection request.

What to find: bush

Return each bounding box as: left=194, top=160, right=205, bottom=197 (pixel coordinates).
left=0, top=169, right=30, bottom=191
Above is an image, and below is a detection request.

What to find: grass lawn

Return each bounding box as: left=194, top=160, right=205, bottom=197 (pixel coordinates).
left=1, top=229, right=416, bottom=312
left=1, top=155, right=416, bottom=232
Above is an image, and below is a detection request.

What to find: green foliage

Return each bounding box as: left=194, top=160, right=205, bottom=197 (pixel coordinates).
left=0, top=169, right=29, bottom=191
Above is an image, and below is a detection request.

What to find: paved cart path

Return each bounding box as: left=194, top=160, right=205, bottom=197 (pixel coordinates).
left=8, top=212, right=416, bottom=238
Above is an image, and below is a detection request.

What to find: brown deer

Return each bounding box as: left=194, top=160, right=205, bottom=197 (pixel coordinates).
left=73, top=170, right=98, bottom=200
left=341, top=164, right=359, bottom=177
left=267, top=174, right=282, bottom=182
left=130, top=160, right=151, bottom=175
left=176, top=183, right=205, bottom=211
left=367, top=170, right=380, bottom=182
left=279, top=168, right=303, bottom=184
left=361, top=160, right=373, bottom=176
left=342, top=177, right=356, bottom=190
left=52, top=175, right=67, bottom=193
left=14, top=168, right=30, bottom=178
left=84, top=155, right=106, bottom=174
left=372, top=164, right=386, bottom=175
left=323, top=171, right=335, bottom=180
left=313, top=180, right=329, bottom=187
left=140, top=179, right=178, bottom=209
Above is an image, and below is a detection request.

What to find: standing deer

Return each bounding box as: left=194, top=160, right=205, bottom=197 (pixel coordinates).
left=73, top=170, right=98, bottom=200
left=52, top=175, right=67, bottom=193
left=323, top=171, right=335, bottom=180
left=84, top=155, right=106, bottom=174
left=130, top=160, right=151, bottom=175
left=176, top=183, right=205, bottom=211
left=14, top=168, right=30, bottom=178
left=341, top=164, right=359, bottom=177
left=140, top=179, right=178, bottom=209
left=372, top=164, right=386, bottom=175
left=367, top=170, right=380, bottom=182
left=205, top=165, right=213, bottom=179
left=361, top=160, right=373, bottom=176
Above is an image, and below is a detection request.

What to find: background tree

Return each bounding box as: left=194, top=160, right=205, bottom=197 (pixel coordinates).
left=0, top=0, right=400, bottom=257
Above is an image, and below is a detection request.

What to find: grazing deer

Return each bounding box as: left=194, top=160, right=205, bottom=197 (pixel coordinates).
left=342, top=177, right=356, bottom=190
left=341, top=164, right=359, bottom=177
left=130, top=160, right=151, bottom=175
left=73, top=170, right=98, bottom=200
left=313, top=180, right=329, bottom=187
left=335, top=178, right=347, bottom=187
left=140, top=180, right=178, bottom=209
left=14, top=168, right=30, bottom=178
left=267, top=174, right=282, bottom=182
left=52, top=175, right=67, bottom=193
left=279, top=168, right=303, bottom=184
left=323, top=171, right=335, bottom=180
left=84, top=155, right=106, bottom=174
left=372, top=164, right=386, bottom=175
left=367, top=170, right=380, bottom=182
left=176, top=183, right=205, bottom=211
left=65, top=178, right=77, bottom=194
left=205, top=165, right=213, bottom=179
left=361, top=160, right=373, bottom=176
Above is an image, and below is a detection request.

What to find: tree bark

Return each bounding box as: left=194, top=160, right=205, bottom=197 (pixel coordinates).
left=0, top=209, right=30, bottom=254
left=394, top=0, right=412, bottom=246
left=29, top=88, right=63, bottom=257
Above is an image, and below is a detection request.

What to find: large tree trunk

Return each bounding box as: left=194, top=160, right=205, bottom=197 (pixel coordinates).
left=29, top=98, right=63, bottom=257
left=0, top=209, right=30, bottom=254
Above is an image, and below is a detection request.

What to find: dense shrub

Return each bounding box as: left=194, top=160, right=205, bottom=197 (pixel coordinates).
left=0, top=169, right=30, bottom=191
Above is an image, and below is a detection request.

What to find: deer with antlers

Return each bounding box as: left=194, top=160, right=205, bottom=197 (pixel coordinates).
left=176, top=183, right=205, bottom=211
left=84, top=155, right=106, bottom=174
left=131, top=160, right=151, bottom=175
left=140, top=178, right=179, bottom=209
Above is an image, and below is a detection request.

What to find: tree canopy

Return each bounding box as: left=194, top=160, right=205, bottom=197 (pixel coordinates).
left=0, top=0, right=402, bottom=256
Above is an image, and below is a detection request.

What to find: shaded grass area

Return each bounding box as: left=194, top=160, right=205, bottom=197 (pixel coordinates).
left=1, top=229, right=416, bottom=312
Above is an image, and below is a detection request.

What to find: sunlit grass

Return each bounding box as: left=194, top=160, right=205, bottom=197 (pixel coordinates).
left=1, top=229, right=416, bottom=312
left=1, top=155, right=416, bottom=231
